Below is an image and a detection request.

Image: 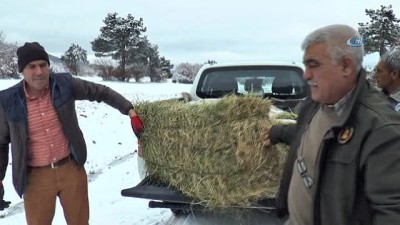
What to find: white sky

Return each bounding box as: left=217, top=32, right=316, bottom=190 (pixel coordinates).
left=0, top=0, right=399, bottom=66
left=0, top=77, right=193, bottom=224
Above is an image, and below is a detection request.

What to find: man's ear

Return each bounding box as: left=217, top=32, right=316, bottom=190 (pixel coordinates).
left=390, top=70, right=400, bottom=80
left=341, top=56, right=354, bottom=77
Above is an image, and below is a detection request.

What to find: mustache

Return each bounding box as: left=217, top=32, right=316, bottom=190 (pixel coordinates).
left=32, top=75, right=46, bottom=80
left=308, top=81, right=317, bottom=86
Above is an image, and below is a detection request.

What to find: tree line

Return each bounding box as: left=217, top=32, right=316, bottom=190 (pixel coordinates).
left=0, top=12, right=204, bottom=82
left=0, top=6, right=400, bottom=81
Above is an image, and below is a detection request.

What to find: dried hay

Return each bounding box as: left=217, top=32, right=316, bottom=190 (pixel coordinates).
left=135, top=95, right=291, bottom=208
left=275, top=111, right=298, bottom=120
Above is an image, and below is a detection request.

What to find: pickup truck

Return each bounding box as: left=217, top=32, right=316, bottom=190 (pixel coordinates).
left=121, top=62, right=309, bottom=225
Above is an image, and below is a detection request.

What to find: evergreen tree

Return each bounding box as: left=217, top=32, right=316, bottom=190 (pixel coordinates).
left=91, top=12, right=146, bottom=81
left=160, top=57, right=173, bottom=79
left=60, top=44, right=89, bottom=75
left=358, top=5, right=400, bottom=56
left=126, top=37, right=172, bottom=82
left=147, top=44, right=163, bottom=82
left=126, top=37, right=151, bottom=82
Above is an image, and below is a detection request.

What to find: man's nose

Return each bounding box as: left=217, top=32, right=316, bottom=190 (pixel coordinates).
left=303, top=68, right=312, bottom=80
left=33, top=65, right=43, bottom=75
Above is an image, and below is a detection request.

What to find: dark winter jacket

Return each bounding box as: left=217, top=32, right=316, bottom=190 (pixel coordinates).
left=0, top=73, right=133, bottom=197
left=382, top=89, right=400, bottom=111
left=270, top=69, right=400, bottom=225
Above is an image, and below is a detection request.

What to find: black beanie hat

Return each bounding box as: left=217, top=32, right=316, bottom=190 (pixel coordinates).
left=17, top=42, right=50, bottom=72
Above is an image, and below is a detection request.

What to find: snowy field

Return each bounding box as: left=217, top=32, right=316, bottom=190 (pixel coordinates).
left=0, top=76, right=192, bottom=225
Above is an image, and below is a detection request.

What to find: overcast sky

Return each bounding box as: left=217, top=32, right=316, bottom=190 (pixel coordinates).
left=1, top=0, right=399, bottom=67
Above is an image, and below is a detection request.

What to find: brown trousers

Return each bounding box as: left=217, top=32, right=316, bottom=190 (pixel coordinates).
left=23, top=159, right=89, bottom=225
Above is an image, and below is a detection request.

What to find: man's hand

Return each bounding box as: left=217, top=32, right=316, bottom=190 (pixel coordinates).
left=129, top=109, right=144, bottom=138
left=128, top=109, right=138, bottom=117
left=0, top=182, right=11, bottom=211
left=261, top=126, right=272, bottom=151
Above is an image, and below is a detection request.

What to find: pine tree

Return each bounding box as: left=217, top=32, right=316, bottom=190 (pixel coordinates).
left=147, top=44, right=163, bottom=82
left=126, top=37, right=172, bottom=82
left=358, top=5, right=400, bottom=56
left=60, top=44, right=89, bottom=75
left=126, top=37, right=151, bottom=82
left=160, top=57, right=173, bottom=79
left=91, top=13, right=146, bottom=81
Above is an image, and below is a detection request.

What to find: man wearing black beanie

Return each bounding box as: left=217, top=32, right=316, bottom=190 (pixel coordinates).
left=0, top=42, right=143, bottom=225
left=17, top=42, right=50, bottom=73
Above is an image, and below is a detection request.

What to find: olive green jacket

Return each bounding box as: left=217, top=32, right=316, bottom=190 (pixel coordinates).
left=270, top=70, right=400, bottom=225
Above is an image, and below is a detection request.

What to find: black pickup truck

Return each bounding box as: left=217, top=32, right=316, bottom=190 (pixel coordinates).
left=121, top=62, right=309, bottom=225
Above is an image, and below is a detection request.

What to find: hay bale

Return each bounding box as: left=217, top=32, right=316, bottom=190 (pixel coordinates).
left=275, top=111, right=298, bottom=120
left=135, top=95, right=290, bottom=208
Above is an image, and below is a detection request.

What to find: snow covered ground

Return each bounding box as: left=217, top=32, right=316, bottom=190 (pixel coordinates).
left=0, top=76, right=192, bottom=225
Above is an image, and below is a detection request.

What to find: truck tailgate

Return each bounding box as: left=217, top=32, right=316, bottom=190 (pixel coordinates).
left=122, top=176, right=286, bottom=225
left=121, top=176, right=192, bottom=203
left=121, top=176, right=278, bottom=210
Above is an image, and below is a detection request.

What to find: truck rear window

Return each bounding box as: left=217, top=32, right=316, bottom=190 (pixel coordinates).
left=196, top=65, right=309, bottom=99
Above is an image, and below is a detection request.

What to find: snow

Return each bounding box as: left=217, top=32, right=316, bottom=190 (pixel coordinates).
left=0, top=76, right=192, bottom=225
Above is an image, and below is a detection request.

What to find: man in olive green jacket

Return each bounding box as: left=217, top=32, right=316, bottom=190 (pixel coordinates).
left=264, top=25, right=400, bottom=225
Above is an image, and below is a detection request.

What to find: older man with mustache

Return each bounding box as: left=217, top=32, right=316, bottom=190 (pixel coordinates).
left=262, top=24, right=400, bottom=225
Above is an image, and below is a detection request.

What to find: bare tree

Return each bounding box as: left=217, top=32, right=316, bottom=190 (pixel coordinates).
left=93, top=57, right=116, bottom=81
left=172, top=63, right=202, bottom=83
left=0, top=31, right=5, bottom=43
left=0, top=31, right=19, bottom=78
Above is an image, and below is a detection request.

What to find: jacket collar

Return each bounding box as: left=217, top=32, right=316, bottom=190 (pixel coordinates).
left=389, top=90, right=400, bottom=103
left=336, top=69, right=367, bottom=127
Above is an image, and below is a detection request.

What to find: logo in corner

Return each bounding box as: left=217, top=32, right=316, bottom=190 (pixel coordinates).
left=347, top=37, right=366, bottom=47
